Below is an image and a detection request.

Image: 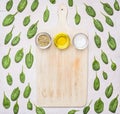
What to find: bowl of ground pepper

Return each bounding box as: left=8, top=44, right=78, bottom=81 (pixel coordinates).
left=35, top=32, right=52, bottom=49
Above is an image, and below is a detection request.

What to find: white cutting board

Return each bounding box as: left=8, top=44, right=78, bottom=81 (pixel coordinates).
left=35, top=4, right=88, bottom=107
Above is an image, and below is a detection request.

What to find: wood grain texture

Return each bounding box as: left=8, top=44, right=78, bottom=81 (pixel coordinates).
left=36, top=4, right=88, bottom=107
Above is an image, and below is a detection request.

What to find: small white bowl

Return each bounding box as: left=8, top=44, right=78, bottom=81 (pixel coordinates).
left=35, top=32, right=52, bottom=49
left=72, top=33, right=88, bottom=50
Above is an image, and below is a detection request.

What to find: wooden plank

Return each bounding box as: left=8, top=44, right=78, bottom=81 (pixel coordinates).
left=36, top=4, right=88, bottom=107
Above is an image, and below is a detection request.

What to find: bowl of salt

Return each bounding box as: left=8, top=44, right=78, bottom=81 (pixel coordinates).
left=72, top=33, right=88, bottom=50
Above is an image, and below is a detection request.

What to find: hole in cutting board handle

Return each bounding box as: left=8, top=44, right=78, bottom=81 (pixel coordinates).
left=59, top=4, right=67, bottom=13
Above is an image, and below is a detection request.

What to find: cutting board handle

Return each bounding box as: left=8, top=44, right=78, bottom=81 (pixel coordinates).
left=58, top=4, right=68, bottom=26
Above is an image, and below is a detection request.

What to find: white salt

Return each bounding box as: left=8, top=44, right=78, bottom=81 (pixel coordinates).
left=73, top=34, right=87, bottom=49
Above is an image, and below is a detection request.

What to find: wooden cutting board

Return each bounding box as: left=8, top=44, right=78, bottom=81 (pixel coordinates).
left=36, top=4, right=88, bottom=107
